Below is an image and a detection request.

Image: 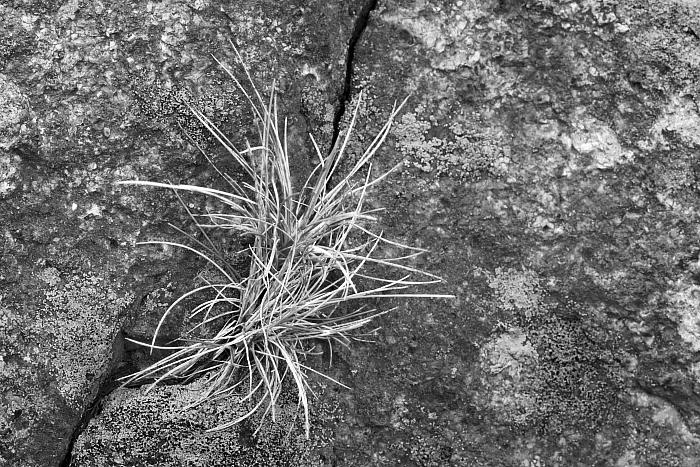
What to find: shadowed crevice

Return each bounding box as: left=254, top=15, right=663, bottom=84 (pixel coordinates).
left=329, top=0, right=379, bottom=151
left=58, top=332, right=127, bottom=467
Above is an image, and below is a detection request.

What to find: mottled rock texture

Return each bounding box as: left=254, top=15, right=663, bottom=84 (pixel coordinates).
left=3, top=0, right=700, bottom=466
left=0, top=0, right=357, bottom=465
left=69, top=378, right=334, bottom=467
left=325, top=0, right=700, bottom=465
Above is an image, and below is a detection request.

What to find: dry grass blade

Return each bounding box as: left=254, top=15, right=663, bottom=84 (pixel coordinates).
left=118, top=41, right=454, bottom=438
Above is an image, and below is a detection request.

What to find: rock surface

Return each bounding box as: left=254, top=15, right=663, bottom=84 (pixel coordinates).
left=0, top=0, right=356, bottom=465
left=324, top=0, right=700, bottom=465
left=2, top=0, right=700, bottom=466
left=69, top=378, right=334, bottom=467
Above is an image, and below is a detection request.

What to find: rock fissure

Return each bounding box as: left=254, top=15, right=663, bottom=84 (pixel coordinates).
left=58, top=332, right=127, bottom=467
left=329, top=0, right=379, bottom=150
left=58, top=377, right=121, bottom=467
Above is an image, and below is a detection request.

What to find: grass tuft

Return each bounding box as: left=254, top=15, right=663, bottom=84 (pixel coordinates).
left=118, top=42, right=454, bottom=438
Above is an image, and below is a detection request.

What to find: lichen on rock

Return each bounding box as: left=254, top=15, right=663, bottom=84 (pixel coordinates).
left=667, top=278, right=700, bottom=353
left=32, top=272, right=132, bottom=410
left=380, top=0, right=495, bottom=71
left=481, top=267, right=626, bottom=435
left=477, top=328, right=539, bottom=426
left=570, top=115, right=634, bottom=170
left=71, top=378, right=326, bottom=467
left=651, top=94, right=700, bottom=148
left=0, top=153, right=20, bottom=198
left=0, top=74, right=29, bottom=150
left=487, top=267, right=543, bottom=317
left=393, top=107, right=510, bottom=180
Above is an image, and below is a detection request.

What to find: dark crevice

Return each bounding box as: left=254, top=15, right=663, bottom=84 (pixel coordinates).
left=59, top=330, right=195, bottom=465
left=59, top=332, right=128, bottom=467
left=58, top=376, right=123, bottom=467
left=329, top=0, right=379, bottom=151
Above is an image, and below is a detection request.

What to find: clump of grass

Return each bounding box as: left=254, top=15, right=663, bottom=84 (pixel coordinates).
left=118, top=43, right=453, bottom=438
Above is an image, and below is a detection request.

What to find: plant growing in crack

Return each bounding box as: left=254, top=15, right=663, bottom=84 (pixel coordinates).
left=118, top=43, right=453, bottom=438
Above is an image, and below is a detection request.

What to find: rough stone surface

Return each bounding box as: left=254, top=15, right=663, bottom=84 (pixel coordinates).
left=70, top=378, right=334, bottom=467
left=4, top=0, right=700, bottom=466
left=318, top=0, right=700, bottom=465
left=0, top=0, right=358, bottom=465
left=0, top=271, right=132, bottom=466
